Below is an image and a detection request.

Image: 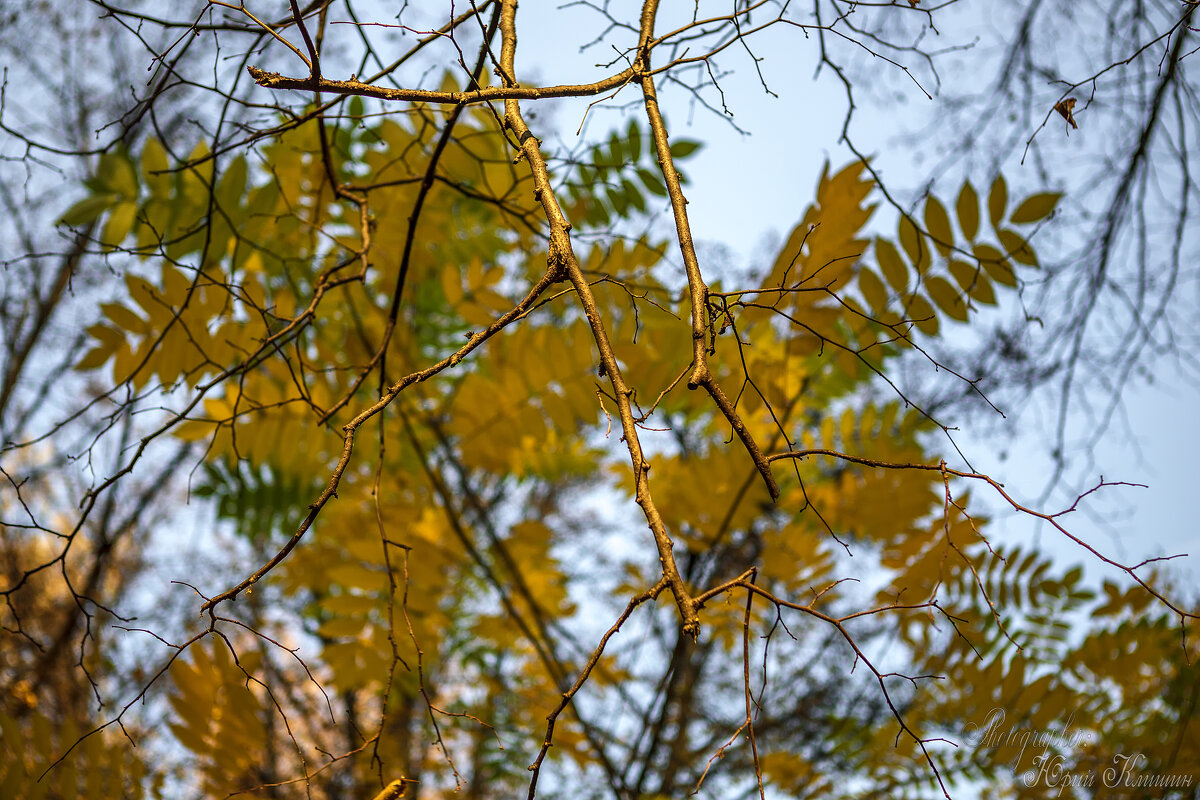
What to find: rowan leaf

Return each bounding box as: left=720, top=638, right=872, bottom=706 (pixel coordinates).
left=626, top=116, right=642, bottom=162
left=142, top=137, right=171, bottom=198
left=924, top=275, right=968, bottom=321
left=906, top=293, right=939, bottom=335
left=59, top=193, right=117, bottom=227
left=669, top=139, right=702, bottom=159
left=956, top=181, right=980, bottom=240
left=899, top=214, right=930, bottom=274
left=858, top=264, right=890, bottom=313
left=1009, top=192, right=1061, bottom=224
left=100, top=200, right=138, bottom=247
left=924, top=194, right=953, bottom=256
left=947, top=260, right=978, bottom=292
left=96, top=150, right=139, bottom=199
left=875, top=238, right=909, bottom=292
left=637, top=166, right=668, bottom=196
left=997, top=228, right=1039, bottom=266
left=974, top=243, right=1017, bottom=286
left=987, top=174, right=1007, bottom=227
left=101, top=301, right=147, bottom=334
left=215, top=155, right=247, bottom=215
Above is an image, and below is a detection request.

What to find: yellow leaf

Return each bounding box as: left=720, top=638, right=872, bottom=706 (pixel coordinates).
left=899, top=214, right=930, bottom=274
left=179, top=141, right=213, bottom=212
left=875, top=238, right=909, bottom=292
left=317, top=615, right=370, bottom=639
left=997, top=228, right=1039, bottom=266
left=117, top=339, right=153, bottom=389
left=441, top=263, right=464, bottom=306
left=906, top=293, right=938, bottom=335
left=101, top=301, right=147, bottom=334
left=475, top=287, right=512, bottom=312
left=111, top=343, right=139, bottom=385
left=987, top=174, right=1007, bottom=227
left=973, top=243, right=1016, bottom=287
left=956, top=181, right=980, bottom=240
left=74, top=345, right=113, bottom=371
left=141, top=138, right=171, bottom=198
left=924, top=195, right=953, bottom=256
left=839, top=406, right=856, bottom=446
left=125, top=273, right=163, bottom=319
left=158, top=327, right=196, bottom=384
left=241, top=274, right=267, bottom=311
left=819, top=414, right=836, bottom=448
left=947, top=260, right=982, bottom=292
left=135, top=200, right=170, bottom=256
left=161, top=264, right=191, bottom=299
left=100, top=200, right=138, bottom=247
left=967, top=273, right=996, bottom=305
left=857, top=265, right=890, bottom=313
left=215, top=155, right=247, bottom=215
left=1009, top=192, right=1060, bottom=224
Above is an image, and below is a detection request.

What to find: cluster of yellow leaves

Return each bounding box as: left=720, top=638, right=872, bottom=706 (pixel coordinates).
left=78, top=262, right=289, bottom=394
left=0, top=709, right=156, bottom=799
left=166, top=640, right=271, bottom=796
left=65, top=87, right=1139, bottom=799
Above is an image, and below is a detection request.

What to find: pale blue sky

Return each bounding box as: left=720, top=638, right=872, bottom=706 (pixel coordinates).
left=512, top=3, right=1198, bottom=588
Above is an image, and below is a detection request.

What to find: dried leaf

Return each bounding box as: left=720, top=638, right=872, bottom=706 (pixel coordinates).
left=1053, top=97, right=1078, bottom=129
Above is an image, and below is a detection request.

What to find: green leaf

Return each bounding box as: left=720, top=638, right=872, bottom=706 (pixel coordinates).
left=956, top=181, right=980, bottom=240
left=669, top=139, right=702, bottom=159
left=59, top=193, right=117, bottom=226
left=626, top=117, right=642, bottom=163
left=987, top=174, right=1007, bottom=228
left=592, top=143, right=617, bottom=170
left=1009, top=192, right=1060, bottom=224
left=637, top=167, right=667, bottom=196
left=605, top=183, right=627, bottom=216
left=622, top=177, right=645, bottom=213
left=924, top=195, right=953, bottom=257
left=96, top=151, right=139, bottom=199
left=608, top=130, right=626, bottom=167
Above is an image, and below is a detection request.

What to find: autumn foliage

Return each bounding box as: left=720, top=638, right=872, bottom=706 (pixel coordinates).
left=2, top=4, right=1198, bottom=800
